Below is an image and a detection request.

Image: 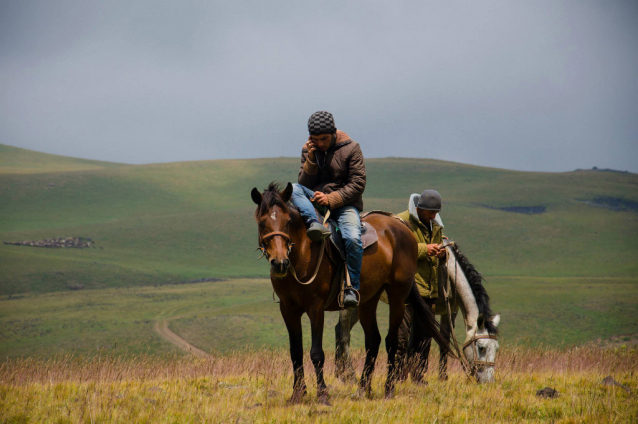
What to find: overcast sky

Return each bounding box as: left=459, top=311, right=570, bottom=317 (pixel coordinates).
left=1, top=1, right=637, bottom=172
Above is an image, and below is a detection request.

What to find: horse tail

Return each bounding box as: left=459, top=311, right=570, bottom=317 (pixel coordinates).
left=406, top=282, right=450, bottom=352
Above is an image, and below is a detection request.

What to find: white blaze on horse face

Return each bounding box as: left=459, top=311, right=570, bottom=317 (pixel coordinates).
left=270, top=210, right=277, bottom=221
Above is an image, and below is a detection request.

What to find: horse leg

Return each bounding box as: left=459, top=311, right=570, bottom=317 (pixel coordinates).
left=357, top=298, right=382, bottom=398
left=307, top=305, right=330, bottom=405
left=408, top=306, right=432, bottom=385
left=335, top=307, right=359, bottom=383
left=281, top=302, right=306, bottom=403
left=438, top=311, right=456, bottom=381
left=394, top=304, right=413, bottom=383
left=384, top=297, right=406, bottom=399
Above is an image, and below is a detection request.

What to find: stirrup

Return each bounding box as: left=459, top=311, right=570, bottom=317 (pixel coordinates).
left=339, top=288, right=360, bottom=309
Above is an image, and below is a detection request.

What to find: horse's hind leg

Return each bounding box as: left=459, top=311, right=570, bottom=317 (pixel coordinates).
left=335, top=308, right=359, bottom=383
left=307, top=305, right=330, bottom=405
left=394, top=305, right=412, bottom=382
left=357, top=297, right=382, bottom=398
left=408, top=307, right=433, bottom=384
left=438, top=311, right=456, bottom=381
left=384, top=296, right=406, bottom=399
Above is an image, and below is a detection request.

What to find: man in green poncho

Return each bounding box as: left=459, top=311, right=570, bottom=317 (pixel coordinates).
left=395, top=189, right=446, bottom=383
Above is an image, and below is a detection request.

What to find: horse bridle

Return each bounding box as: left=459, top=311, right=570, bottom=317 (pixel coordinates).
left=462, top=334, right=498, bottom=369
left=258, top=231, right=293, bottom=260
left=257, top=230, right=326, bottom=285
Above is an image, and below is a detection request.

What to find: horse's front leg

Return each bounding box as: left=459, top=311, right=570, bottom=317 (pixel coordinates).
left=281, top=302, right=306, bottom=403
left=307, top=304, right=330, bottom=405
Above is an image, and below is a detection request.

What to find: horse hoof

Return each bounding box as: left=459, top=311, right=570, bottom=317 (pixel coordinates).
left=339, top=371, right=357, bottom=384
left=287, top=391, right=306, bottom=405
left=356, top=386, right=373, bottom=399
left=317, top=394, right=331, bottom=406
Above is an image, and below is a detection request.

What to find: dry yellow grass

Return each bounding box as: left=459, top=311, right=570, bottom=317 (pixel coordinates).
left=1, top=345, right=636, bottom=423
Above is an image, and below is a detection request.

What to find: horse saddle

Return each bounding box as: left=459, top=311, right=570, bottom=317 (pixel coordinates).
left=314, top=209, right=379, bottom=310
left=315, top=210, right=378, bottom=262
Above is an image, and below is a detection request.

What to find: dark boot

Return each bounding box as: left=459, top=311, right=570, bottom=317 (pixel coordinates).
left=307, top=221, right=331, bottom=241
left=343, top=288, right=359, bottom=308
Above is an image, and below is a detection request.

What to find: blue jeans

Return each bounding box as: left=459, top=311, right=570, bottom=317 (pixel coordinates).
left=291, top=183, right=362, bottom=290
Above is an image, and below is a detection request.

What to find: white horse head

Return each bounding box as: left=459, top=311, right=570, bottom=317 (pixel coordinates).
left=463, top=313, right=501, bottom=383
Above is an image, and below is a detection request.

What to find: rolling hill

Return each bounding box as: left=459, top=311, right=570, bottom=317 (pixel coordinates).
left=1, top=143, right=636, bottom=295
left=1, top=144, right=637, bottom=356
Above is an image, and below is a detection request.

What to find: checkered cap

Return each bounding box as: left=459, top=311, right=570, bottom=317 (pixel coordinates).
left=307, top=111, right=336, bottom=135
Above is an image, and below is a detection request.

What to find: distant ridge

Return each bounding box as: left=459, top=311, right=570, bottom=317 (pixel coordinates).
left=0, top=144, right=125, bottom=174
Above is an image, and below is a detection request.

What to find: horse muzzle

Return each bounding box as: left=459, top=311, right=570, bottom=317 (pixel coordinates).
left=270, top=258, right=290, bottom=277
left=474, top=366, right=496, bottom=384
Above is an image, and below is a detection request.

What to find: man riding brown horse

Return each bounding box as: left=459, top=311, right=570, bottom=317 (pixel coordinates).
left=291, top=111, right=365, bottom=308
left=251, top=113, right=450, bottom=402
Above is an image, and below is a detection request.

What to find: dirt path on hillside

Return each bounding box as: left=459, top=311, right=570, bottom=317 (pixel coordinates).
left=154, top=300, right=266, bottom=358
left=154, top=311, right=211, bottom=358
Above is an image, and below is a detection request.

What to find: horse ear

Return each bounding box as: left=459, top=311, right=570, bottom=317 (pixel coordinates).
left=491, top=313, right=501, bottom=327
left=280, top=182, right=293, bottom=203
left=477, top=313, right=485, bottom=329
left=251, top=188, right=262, bottom=205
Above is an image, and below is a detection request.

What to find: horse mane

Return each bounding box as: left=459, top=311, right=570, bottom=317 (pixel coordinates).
left=449, top=242, right=499, bottom=335
left=255, top=182, right=292, bottom=218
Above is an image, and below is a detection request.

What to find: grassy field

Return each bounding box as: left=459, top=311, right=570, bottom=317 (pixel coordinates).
left=2, top=144, right=637, bottom=296
left=1, top=144, right=637, bottom=360
left=1, top=278, right=636, bottom=359
left=1, top=346, right=636, bottom=423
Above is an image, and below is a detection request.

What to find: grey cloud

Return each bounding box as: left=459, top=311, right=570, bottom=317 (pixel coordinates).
left=1, top=0, right=637, bottom=172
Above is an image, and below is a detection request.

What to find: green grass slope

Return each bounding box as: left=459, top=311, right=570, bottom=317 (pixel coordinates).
left=0, top=144, right=124, bottom=174
left=1, top=278, right=636, bottom=358
left=1, top=146, right=637, bottom=296
left=1, top=145, right=637, bottom=355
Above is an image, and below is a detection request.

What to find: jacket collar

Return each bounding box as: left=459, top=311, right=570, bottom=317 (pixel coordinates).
left=316, top=130, right=352, bottom=163
left=408, top=193, right=444, bottom=230
left=332, top=130, right=352, bottom=148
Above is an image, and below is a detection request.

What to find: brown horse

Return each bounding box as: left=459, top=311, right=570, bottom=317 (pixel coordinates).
left=251, top=182, right=448, bottom=403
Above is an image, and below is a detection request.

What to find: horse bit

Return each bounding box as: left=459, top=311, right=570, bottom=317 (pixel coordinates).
left=257, top=230, right=326, bottom=286
left=462, top=334, right=499, bottom=369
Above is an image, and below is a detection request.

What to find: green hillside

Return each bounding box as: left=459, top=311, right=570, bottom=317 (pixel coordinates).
left=1, top=277, right=636, bottom=358
left=1, top=144, right=637, bottom=356
left=0, top=144, right=123, bottom=175
left=1, top=144, right=637, bottom=296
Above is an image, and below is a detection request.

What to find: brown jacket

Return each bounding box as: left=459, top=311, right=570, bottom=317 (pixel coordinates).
left=298, top=130, right=366, bottom=211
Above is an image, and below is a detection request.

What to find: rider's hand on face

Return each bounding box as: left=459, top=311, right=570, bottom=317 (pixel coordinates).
left=312, top=191, right=330, bottom=207
left=304, top=138, right=317, bottom=162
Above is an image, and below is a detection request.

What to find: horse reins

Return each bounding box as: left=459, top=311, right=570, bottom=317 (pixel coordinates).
left=439, top=246, right=474, bottom=379
left=442, top=242, right=498, bottom=380
left=257, top=211, right=330, bottom=286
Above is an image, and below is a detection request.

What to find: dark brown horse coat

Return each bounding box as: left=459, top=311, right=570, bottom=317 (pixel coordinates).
left=252, top=183, right=448, bottom=403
